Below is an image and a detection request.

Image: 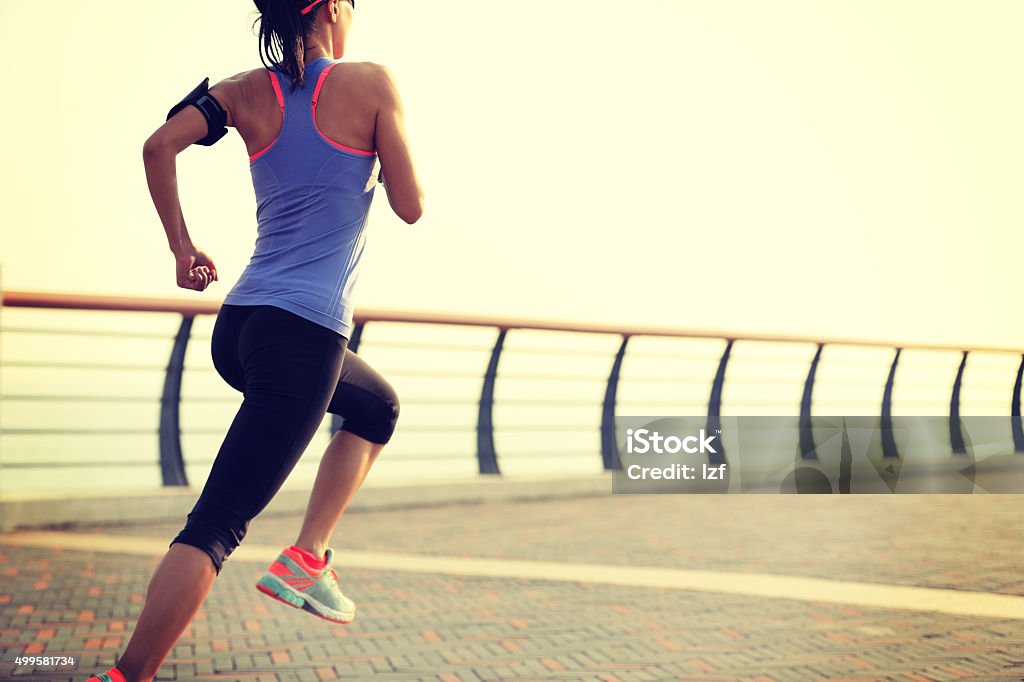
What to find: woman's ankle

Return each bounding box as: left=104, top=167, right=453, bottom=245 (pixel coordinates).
left=292, top=539, right=327, bottom=559
left=290, top=542, right=328, bottom=567
left=114, top=659, right=153, bottom=682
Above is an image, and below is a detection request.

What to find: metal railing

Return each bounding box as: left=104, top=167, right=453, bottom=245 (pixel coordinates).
left=2, top=289, right=1023, bottom=488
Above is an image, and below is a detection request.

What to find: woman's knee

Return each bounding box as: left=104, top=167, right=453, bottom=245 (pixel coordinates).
left=170, top=505, right=252, bottom=575
left=365, top=390, right=400, bottom=444
left=386, top=389, right=400, bottom=427
left=340, top=385, right=400, bottom=444
left=375, top=380, right=400, bottom=438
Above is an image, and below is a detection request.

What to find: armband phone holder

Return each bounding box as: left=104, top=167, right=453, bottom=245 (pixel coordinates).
left=167, top=77, right=228, bottom=147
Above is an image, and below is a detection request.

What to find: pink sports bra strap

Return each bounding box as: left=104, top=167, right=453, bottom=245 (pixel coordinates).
left=248, top=70, right=287, bottom=163
left=268, top=70, right=284, bottom=112
left=311, top=63, right=337, bottom=110
left=310, top=63, right=374, bottom=157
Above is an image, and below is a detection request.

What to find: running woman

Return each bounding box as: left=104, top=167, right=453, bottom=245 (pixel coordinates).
left=88, top=1, right=422, bottom=680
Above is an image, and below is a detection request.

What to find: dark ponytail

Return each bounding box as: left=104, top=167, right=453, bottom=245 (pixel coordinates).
left=252, top=0, right=321, bottom=91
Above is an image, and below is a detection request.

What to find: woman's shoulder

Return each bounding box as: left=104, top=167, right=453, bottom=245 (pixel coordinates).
left=333, top=61, right=403, bottom=85
left=328, top=61, right=403, bottom=100
left=209, top=68, right=273, bottom=102
left=214, top=68, right=270, bottom=89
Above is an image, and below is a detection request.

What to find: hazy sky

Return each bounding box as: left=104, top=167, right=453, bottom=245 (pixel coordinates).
left=2, top=0, right=1023, bottom=349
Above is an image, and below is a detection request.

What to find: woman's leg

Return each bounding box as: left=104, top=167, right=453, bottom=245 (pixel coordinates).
left=112, top=545, right=216, bottom=682
left=293, top=347, right=400, bottom=559
left=115, top=306, right=347, bottom=681
left=294, top=431, right=385, bottom=558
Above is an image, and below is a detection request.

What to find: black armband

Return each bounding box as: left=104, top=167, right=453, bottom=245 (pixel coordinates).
left=167, top=77, right=228, bottom=147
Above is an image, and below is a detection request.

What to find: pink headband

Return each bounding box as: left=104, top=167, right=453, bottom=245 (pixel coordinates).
left=301, top=0, right=326, bottom=14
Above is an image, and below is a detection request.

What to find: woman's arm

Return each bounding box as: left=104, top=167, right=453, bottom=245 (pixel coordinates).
left=142, top=81, right=239, bottom=290
left=373, top=66, right=424, bottom=224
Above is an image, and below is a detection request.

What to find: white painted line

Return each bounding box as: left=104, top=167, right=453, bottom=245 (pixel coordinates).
left=3, top=530, right=1022, bottom=621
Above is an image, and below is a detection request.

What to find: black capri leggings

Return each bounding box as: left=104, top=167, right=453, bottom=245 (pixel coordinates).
left=170, top=303, right=400, bottom=574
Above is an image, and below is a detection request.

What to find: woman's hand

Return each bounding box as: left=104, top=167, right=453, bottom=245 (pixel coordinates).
left=176, top=246, right=219, bottom=292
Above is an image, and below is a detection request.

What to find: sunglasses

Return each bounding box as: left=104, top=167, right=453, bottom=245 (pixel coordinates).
left=301, top=0, right=354, bottom=16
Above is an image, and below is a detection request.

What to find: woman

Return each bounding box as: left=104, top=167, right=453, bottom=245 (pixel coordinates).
left=88, top=1, right=422, bottom=680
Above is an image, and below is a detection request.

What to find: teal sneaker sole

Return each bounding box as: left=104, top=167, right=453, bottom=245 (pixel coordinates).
left=256, top=573, right=355, bottom=624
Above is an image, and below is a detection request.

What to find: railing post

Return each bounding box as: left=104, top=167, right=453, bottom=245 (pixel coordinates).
left=799, top=344, right=824, bottom=460
left=705, top=339, right=732, bottom=466
left=159, top=315, right=193, bottom=487
left=881, top=348, right=901, bottom=459
left=601, top=335, right=629, bottom=470
left=330, top=321, right=365, bottom=434
left=0, top=265, right=5, bottom=481
left=1012, top=354, right=1024, bottom=453
left=949, top=351, right=968, bottom=454
left=347, top=321, right=364, bottom=354
left=477, top=328, right=506, bottom=475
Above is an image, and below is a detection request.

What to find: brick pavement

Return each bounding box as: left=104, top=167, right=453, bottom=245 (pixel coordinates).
left=2, top=494, right=1024, bottom=681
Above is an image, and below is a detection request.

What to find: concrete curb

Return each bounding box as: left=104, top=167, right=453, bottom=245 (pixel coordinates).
left=0, top=473, right=614, bottom=532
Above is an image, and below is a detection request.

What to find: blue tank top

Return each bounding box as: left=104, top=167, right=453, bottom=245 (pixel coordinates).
left=223, top=57, right=377, bottom=339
